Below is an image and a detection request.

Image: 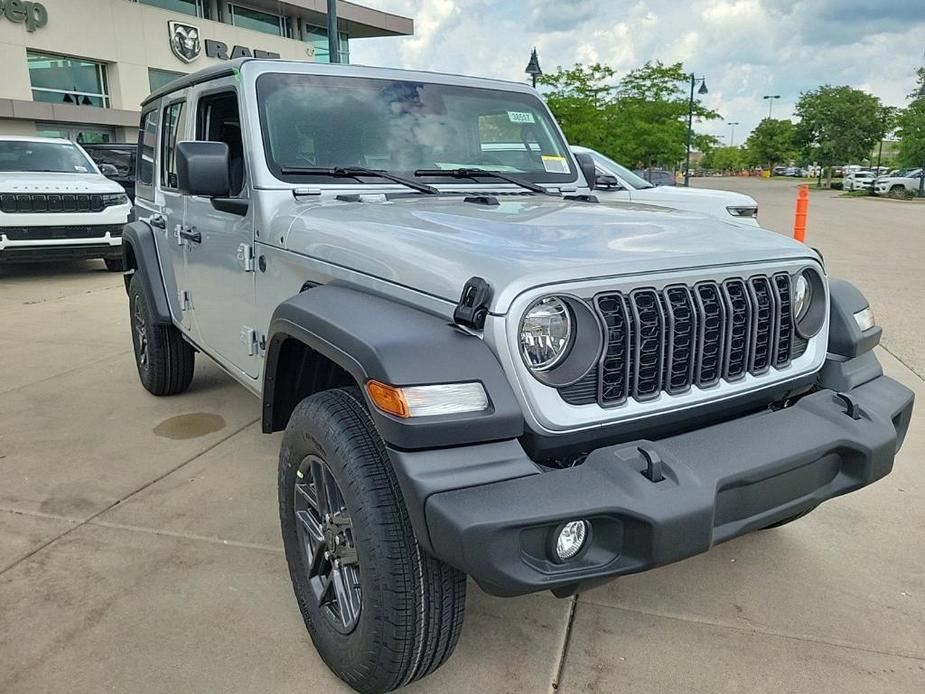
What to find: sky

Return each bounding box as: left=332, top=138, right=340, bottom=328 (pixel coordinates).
left=350, top=0, right=925, bottom=147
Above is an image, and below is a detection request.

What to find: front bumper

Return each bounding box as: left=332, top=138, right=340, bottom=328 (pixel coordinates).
left=0, top=229, right=122, bottom=262
left=395, top=373, right=913, bottom=597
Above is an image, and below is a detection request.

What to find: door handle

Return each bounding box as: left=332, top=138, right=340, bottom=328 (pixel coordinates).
left=178, top=226, right=202, bottom=244
left=149, top=214, right=166, bottom=229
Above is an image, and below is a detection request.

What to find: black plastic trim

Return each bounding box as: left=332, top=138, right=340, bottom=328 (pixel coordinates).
left=262, top=286, right=524, bottom=449
left=121, top=220, right=172, bottom=324
left=827, top=278, right=882, bottom=358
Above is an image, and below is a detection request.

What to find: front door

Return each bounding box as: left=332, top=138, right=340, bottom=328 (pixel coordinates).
left=182, top=84, right=259, bottom=378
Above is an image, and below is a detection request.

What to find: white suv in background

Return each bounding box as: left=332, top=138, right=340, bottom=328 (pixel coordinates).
left=572, top=146, right=760, bottom=226
left=0, top=137, right=132, bottom=271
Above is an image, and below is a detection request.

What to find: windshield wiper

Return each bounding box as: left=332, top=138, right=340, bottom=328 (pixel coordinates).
left=278, top=166, right=438, bottom=195
left=413, top=168, right=557, bottom=195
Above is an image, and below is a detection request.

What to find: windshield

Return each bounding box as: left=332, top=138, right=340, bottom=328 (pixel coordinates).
left=85, top=147, right=135, bottom=177
left=0, top=140, right=95, bottom=174
left=257, top=73, right=575, bottom=184
left=582, top=149, right=654, bottom=189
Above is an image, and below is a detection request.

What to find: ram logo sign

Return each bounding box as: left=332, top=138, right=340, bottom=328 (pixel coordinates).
left=168, top=21, right=202, bottom=64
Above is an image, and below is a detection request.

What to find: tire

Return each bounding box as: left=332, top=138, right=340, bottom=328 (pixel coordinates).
left=104, top=258, right=124, bottom=272
left=128, top=273, right=195, bottom=396
left=891, top=185, right=904, bottom=193
left=279, top=388, right=466, bottom=694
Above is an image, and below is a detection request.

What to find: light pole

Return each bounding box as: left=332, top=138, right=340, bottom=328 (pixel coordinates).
left=525, top=48, right=542, bottom=89
left=763, top=94, right=780, bottom=119
left=326, top=0, right=339, bottom=63
left=728, top=121, right=740, bottom=147
left=684, top=73, right=708, bottom=187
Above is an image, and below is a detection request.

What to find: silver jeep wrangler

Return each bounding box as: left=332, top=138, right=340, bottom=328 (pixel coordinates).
left=121, top=58, right=914, bottom=693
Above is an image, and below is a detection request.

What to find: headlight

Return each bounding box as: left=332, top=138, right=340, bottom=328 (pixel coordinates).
left=520, top=297, right=572, bottom=371
left=793, top=268, right=826, bottom=338
left=727, top=205, right=758, bottom=218
left=793, top=272, right=811, bottom=320
left=102, top=193, right=129, bottom=207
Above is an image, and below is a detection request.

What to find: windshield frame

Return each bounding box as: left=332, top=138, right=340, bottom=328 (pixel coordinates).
left=255, top=72, right=578, bottom=187
left=0, top=139, right=98, bottom=175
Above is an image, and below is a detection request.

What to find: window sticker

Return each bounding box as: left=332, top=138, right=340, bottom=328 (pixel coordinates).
left=507, top=111, right=536, bottom=124
left=541, top=155, right=569, bottom=174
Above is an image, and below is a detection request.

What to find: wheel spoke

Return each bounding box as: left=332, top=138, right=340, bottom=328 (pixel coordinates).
left=295, top=482, right=319, bottom=514
left=332, top=566, right=360, bottom=629
left=295, top=508, right=324, bottom=544
left=311, top=460, right=331, bottom=518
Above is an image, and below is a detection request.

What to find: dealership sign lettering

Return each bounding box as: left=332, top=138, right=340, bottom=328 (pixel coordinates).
left=168, top=22, right=279, bottom=65
left=0, top=0, right=47, bottom=32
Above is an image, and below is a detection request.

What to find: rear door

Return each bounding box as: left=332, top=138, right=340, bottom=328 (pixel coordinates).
left=181, top=80, right=259, bottom=378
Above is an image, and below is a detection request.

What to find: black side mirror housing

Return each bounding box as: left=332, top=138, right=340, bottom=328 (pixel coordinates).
left=98, top=163, right=119, bottom=177
left=176, top=141, right=230, bottom=197
left=574, top=152, right=597, bottom=191
left=596, top=174, right=622, bottom=189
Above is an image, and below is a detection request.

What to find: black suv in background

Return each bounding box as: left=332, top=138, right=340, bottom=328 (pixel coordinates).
left=82, top=143, right=137, bottom=202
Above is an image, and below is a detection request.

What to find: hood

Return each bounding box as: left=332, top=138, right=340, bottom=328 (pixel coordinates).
left=0, top=171, right=122, bottom=194
left=636, top=185, right=757, bottom=207
left=279, top=195, right=812, bottom=313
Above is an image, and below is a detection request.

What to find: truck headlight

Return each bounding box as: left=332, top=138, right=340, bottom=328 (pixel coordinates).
left=793, top=268, right=826, bottom=338
left=102, top=193, right=129, bottom=207
left=519, top=297, right=572, bottom=371
left=727, top=205, right=758, bottom=218
left=518, top=295, right=604, bottom=387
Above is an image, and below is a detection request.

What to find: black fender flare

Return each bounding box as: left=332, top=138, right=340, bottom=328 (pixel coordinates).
left=122, top=220, right=172, bottom=324
left=262, top=285, right=524, bottom=449
left=826, top=278, right=881, bottom=359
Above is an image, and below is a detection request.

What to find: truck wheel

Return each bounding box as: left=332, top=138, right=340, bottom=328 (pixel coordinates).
left=104, top=258, right=124, bottom=272
left=279, top=388, right=466, bottom=694
left=128, top=274, right=194, bottom=396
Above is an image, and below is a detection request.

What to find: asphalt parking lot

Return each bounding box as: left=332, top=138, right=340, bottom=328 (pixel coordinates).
left=1, top=178, right=923, bottom=693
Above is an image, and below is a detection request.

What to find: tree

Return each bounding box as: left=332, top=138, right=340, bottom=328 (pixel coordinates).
left=537, top=61, right=719, bottom=170
left=703, top=146, right=745, bottom=173
left=896, top=66, right=925, bottom=169
left=794, top=85, right=891, bottom=183
left=744, top=118, right=796, bottom=171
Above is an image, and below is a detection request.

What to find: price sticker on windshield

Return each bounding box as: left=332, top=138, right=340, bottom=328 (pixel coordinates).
left=541, top=155, right=569, bottom=174
left=507, top=111, right=536, bottom=124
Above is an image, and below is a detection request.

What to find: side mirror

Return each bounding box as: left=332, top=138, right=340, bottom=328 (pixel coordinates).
left=98, top=163, right=119, bottom=177
left=176, top=141, right=230, bottom=197
left=596, top=173, right=622, bottom=189
left=574, top=152, right=597, bottom=191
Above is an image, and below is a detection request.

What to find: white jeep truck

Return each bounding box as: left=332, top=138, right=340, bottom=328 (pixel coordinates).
left=0, top=136, right=131, bottom=270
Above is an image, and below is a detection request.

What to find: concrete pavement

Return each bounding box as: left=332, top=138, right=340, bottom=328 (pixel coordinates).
left=1, top=181, right=923, bottom=693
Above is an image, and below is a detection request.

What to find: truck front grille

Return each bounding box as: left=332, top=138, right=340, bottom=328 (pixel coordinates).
left=3, top=224, right=123, bottom=241
left=1, top=193, right=105, bottom=214
left=559, top=272, right=806, bottom=407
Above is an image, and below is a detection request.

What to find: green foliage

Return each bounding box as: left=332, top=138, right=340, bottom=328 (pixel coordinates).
left=897, top=67, right=925, bottom=167
left=794, top=85, right=891, bottom=166
left=538, top=61, right=720, bottom=169
left=702, top=146, right=745, bottom=172
left=744, top=118, right=796, bottom=168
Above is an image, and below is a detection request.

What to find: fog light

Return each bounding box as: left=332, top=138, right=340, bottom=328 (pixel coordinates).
left=554, top=520, right=588, bottom=561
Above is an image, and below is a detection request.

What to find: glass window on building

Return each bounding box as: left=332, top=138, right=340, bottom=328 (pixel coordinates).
left=135, top=0, right=209, bottom=19
left=149, top=68, right=185, bottom=94
left=28, top=52, right=110, bottom=108
left=229, top=4, right=285, bottom=36
left=35, top=124, right=114, bottom=143
left=302, top=25, right=350, bottom=63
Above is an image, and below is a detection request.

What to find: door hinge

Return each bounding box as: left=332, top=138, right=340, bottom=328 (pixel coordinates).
left=453, top=276, right=492, bottom=330
left=241, top=327, right=264, bottom=356
left=237, top=243, right=256, bottom=272
left=179, top=289, right=192, bottom=311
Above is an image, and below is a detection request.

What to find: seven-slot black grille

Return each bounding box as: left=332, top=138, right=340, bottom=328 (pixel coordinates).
left=1, top=193, right=106, bottom=214
left=561, top=273, right=800, bottom=407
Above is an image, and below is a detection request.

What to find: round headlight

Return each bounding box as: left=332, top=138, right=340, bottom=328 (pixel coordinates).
left=793, top=272, right=812, bottom=320
left=520, top=297, right=572, bottom=371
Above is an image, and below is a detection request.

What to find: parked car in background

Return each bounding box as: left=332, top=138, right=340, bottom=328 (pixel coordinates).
left=784, top=166, right=804, bottom=177
left=633, top=167, right=676, bottom=186
left=873, top=169, right=923, bottom=196
left=82, top=142, right=137, bottom=202
left=573, top=146, right=759, bottom=225
left=843, top=170, right=876, bottom=191
left=0, top=136, right=131, bottom=270
left=772, top=166, right=787, bottom=176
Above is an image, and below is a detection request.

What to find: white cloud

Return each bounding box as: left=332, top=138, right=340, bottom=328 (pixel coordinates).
left=350, top=0, right=925, bottom=142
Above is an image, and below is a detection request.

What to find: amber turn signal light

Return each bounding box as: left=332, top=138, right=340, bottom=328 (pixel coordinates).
left=366, top=380, right=410, bottom=418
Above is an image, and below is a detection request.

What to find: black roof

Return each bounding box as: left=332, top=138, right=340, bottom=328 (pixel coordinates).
left=141, top=58, right=254, bottom=108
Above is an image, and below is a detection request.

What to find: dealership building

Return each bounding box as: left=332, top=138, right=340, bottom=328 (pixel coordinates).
left=0, top=0, right=413, bottom=143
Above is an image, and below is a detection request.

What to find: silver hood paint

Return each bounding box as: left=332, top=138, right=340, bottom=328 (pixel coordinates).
left=277, top=195, right=814, bottom=313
